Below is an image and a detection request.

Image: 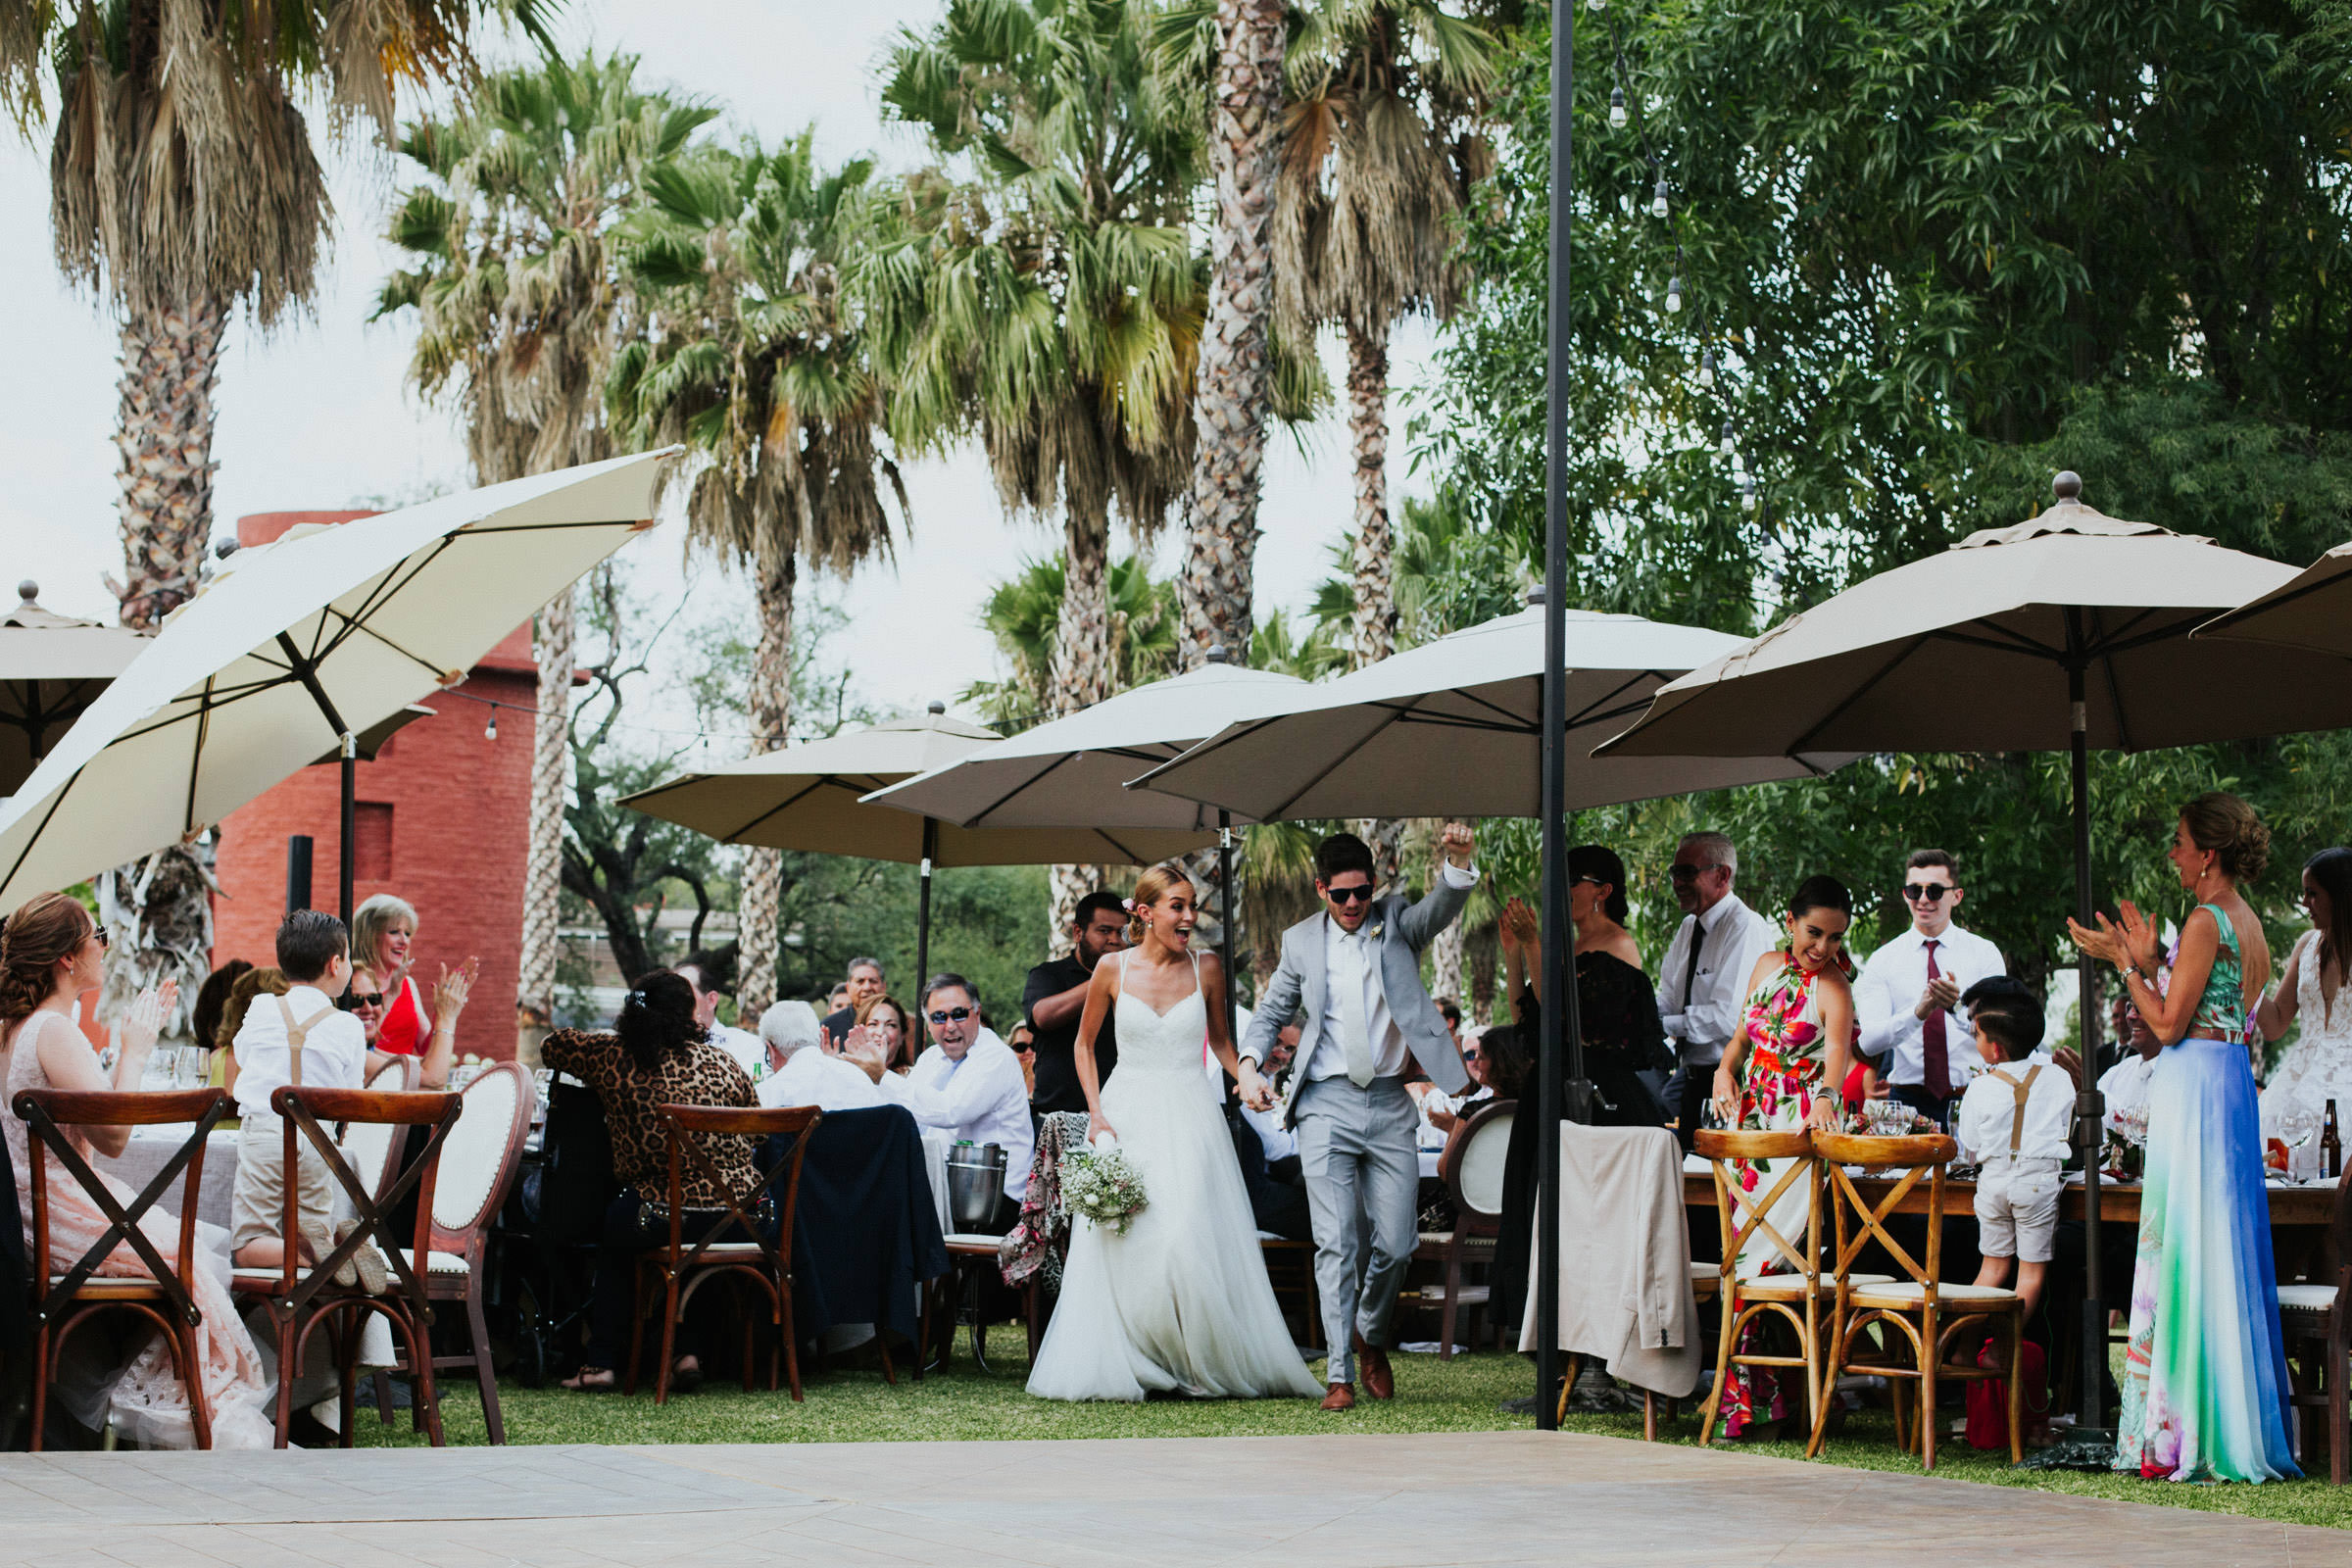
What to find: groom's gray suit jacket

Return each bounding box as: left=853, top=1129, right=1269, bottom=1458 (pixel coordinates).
left=1241, top=880, right=1472, bottom=1127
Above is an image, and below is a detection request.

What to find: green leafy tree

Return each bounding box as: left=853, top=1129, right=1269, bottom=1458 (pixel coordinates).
left=610, top=131, right=907, bottom=1017
left=377, top=51, right=714, bottom=1021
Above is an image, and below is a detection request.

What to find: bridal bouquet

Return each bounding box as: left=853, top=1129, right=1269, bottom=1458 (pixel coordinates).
left=1060, top=1138, right=1150, bottom=1235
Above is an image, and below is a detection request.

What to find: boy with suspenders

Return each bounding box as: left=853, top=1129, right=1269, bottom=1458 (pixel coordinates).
left=227, top=909, right=381, bottom=1288
left=1954, top=975, right=2076, bottom=1328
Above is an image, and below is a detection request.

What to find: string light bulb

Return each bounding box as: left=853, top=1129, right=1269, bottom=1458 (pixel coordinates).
left=485, top=707, right=499, bottom=742
left=1586, top=0, right=1605, bottom=12
left=1697, top=347, right=1716, bottom=388
left=1609, top=87, right=1627, bottom=129
left=1650, top=178, right=1670, bottom=220
left=1665, top=273, right=1684, bottom=314
left=1739, top=471, right=1759, bottom=513
left=1719, top=418, right=1737, bottom=457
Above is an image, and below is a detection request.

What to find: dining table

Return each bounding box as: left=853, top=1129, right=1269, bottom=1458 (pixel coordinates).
left=1680, top=1163, right=2340, bottom=1228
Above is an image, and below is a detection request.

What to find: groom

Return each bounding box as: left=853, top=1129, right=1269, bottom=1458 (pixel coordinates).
left=1239, top=822, right=1478, bottom=1410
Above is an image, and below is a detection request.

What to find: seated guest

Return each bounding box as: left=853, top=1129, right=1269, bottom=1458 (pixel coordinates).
left=757, top=1000, right=885, bottom=1112
left=1437, top=997, right=1463, bottom=1048
left=822, top=956, right=889, bottom=1048
left=229, top=910, right=386, bottom=1288
left=892, top=974, right=1033, bottom=1231
left=1956, top=977, right=2074, bottom=1332
left=546, top=970, right=758, bottom=1393
left=676, top=954, right=763, bottom=1079
left=850, top=992, right=916, bottom=1073
left=2, top=892, right=276, bottom=1448
left=351, top=892, right=476, bottom=1089
left=1852, top=850, right=2004, bottom=1121
left=1425, top=1028, right=1495, bottom=1137
left=2258, top=847, right=2352, bottom=1176
left=1022, top=891, right=1126, bottom=1115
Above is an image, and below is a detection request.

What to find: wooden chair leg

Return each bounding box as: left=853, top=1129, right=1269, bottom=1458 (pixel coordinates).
left=336, top=1309, right=360, bottom=1448
left=271, top=1311, right=298, bottom=1449
left=1642, top=1389, right=1658, bottom=1442
left=654, top=1274, right=680, bottom=1406
left=406, top=1303, right=447, bottom=1447
left=29, top=1325, right=52, bottom=1453
left=467, top=1287, right=506, bottom=1446
left=1698, top=1297, right=1738, bottom=1447
left=780, top=1271, right=805, bottom=1402
left=1555, top=1353, right=1582, bottom=1426
left=1919, top=1312, right=1939, bottom=1472
left=1806, top=1310, right=1847, bottom=1460
left=2330, top=1312, right=2348, bottom=1487
left=373, top=1368, right=397, bottom=1426
left=2006, top=1312, right=2025, bottom=1464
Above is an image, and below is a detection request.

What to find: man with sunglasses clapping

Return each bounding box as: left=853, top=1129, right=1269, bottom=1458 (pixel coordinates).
left=1851, top=849, right=2005, bottom=1121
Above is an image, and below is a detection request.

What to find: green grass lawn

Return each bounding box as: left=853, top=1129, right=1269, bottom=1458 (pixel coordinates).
left=352, top=1342, right=2352, bottom=1531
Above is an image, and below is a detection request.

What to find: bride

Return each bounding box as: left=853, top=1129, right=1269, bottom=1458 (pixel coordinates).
left=1027, top=864, right=1322, bottom=1401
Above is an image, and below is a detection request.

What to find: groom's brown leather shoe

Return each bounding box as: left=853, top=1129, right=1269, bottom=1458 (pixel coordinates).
left=1321, top=1382, right=1356, bottom=1411
left=1354, top=1334, right=1395, bottom=1400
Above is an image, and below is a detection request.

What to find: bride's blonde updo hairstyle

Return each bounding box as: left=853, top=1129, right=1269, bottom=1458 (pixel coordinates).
left=1125, top=863, right=1199, bottom=944
left=0, top=892, right=96, bottom=1027
left=2180, top=791, right=2271, bottom=884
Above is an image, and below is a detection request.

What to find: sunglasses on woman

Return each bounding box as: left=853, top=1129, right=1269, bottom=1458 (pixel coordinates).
left=339, top=991, right=386, bottom=1010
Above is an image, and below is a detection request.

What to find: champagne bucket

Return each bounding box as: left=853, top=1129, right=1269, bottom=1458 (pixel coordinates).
left=946, top=1142, right=1007, bottom=1231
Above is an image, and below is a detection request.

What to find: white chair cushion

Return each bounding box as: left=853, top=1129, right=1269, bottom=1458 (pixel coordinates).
left=943, top=1232, right=1004, bottom=1249
left=231, top=1266, right=316, bottom=1288
left=1849, top=1280, right=2020, bottom=1303
left=399, top=1249, right=472, bottom=1277
left=433, top=1068, right=523, bottom=1232
left=1455, top=1108, right=1515, bottom=1214
left=2277, top=1284, right=2339, bottom=1311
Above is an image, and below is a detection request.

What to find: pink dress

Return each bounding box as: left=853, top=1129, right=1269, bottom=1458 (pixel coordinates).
left=5, top=1012, right=275, bottom=1448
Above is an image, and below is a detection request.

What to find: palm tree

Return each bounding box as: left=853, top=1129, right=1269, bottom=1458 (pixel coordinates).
left=4, top=0, right=540, bottom=1041
left=863, top=0, right=1208, bottom=942
left=377, top=52, right=713, bottom=1024
left=609, top=133, right=907, bottom=1018
left=1275, top=1, right=1494, bottom=666
left=1173, top=0, right=1289, bottom=669
left=962, top=554, right=1183, bottom=731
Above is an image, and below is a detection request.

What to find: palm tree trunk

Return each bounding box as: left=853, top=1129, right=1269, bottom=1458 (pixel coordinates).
left=1050, top=499, right=1115, bottom=955
left=736, top=552, right=797, bottom=1021
left=1178, top=0, right=1286, bottom=670
left=99, top=293, right=228, bottom=1032
left=1431, top=918, right=1465, bottom=1012
left=517, top=586, right=575, bottom=1035
left=1346, top=317, right=1397, bottom=665
left=113, top=295, right=227, bottom=630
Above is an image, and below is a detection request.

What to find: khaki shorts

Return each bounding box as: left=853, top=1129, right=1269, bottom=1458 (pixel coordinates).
left=229, top=1112, right=335, bottom=1256
left=1973, top=1156, right=2063, bottom=1264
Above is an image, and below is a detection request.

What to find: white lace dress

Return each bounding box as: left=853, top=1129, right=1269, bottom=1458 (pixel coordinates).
left=1026, top=955, right=1321, bottom=1401
left=2261, top=930, right=2352, bottom=1178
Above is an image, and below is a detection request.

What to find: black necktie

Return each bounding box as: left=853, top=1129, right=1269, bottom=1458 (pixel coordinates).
left=1682, top=917, right=1706, bottom=1016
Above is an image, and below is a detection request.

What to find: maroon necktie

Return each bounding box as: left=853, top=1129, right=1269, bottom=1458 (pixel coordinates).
left=1921, top=938, right=1949, bottom=1100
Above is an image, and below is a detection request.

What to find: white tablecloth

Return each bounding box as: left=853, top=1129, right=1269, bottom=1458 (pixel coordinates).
left=91, top=1126, right=242, bottom=1232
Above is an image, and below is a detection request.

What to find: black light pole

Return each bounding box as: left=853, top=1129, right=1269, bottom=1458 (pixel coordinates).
left=916, top=814, right=938, bottom=993
left=1206, top=645, right=1241, bottom=1049
left=1535, top=2, right=1594, bottom=1433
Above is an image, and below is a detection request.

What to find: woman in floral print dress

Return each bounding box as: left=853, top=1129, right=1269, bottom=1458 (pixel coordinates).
left=1707, top=874, right=1858, bottom=1438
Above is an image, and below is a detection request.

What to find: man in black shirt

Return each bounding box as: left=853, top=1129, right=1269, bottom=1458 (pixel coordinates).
left=1021, top=891, right=1128, bottom=1114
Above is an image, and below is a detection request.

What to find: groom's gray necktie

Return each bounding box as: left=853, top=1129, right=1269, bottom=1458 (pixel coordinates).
left=1338, top=926, right=1376, bottom=1088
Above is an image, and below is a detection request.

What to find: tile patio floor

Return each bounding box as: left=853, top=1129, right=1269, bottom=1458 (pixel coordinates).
left=1, top=1429, right=2344, bottom=1567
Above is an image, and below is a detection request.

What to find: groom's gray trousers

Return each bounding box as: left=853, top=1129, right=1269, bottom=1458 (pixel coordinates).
left=1293, top=1073, right=1420, bottom=1386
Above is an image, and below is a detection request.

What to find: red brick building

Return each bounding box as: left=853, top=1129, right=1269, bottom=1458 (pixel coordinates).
left=207, top=511, right=540, bottom=1062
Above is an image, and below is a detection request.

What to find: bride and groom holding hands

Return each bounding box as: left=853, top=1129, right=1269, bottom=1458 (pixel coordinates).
left=1026, top=823, right=1482, bottom=1408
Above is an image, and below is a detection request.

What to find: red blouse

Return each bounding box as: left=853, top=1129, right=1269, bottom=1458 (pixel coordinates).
left=376, top=976, right=428, bottom=1056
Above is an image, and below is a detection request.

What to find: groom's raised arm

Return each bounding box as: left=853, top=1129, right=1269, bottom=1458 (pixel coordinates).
left=1396, top=820, right=1479, bottom=952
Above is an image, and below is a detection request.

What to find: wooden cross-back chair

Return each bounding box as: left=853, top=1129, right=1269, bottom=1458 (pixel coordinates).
left=232, top=1084, right=463, bottom=1447
left=1691, top=1127, right=1849, bottom=1446
left=2279, top=1159, right=2352, bottom=1483
left=16, top=1087, right=232, bottom=1450
left=1807, top=1130, right=2026, bottom=1468
left=630, top=1102, right=822, bottom=1404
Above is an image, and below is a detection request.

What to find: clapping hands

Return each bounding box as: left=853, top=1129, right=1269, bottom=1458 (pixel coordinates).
left=1497, top=897, right=1539, bottom=956
left=434, top=956, right=480, bottom=1019
left=2067, top=901, right=2161, bottom=974
left=121, top=979, right=179, bottom=1056
left=840, top=1024, right=891, bottom=1082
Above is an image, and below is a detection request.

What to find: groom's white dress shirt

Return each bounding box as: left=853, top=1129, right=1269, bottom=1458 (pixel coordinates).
left=1303, top=859, right=1479, bottom=1084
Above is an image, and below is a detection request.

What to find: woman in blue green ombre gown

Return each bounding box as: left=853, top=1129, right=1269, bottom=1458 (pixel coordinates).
left=2070, top=792, right=2298, bottom=1483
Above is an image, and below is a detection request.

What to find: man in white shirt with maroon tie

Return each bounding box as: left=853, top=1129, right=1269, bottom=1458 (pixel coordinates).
left=1852, top=849, right=2005, bottom=1120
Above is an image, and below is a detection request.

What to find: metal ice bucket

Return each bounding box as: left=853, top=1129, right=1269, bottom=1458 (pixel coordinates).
left=946, top=1141, right=1007, bottom=1231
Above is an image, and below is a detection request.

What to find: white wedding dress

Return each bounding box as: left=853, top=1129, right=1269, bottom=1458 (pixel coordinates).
left=2262, top=929, right=2352, bottom=1176
left=1027, top=953, right=1322, bottom=1401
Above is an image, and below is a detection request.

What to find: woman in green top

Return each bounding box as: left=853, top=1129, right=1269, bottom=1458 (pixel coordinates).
left=2069, top=791, right=2296, bottom=1482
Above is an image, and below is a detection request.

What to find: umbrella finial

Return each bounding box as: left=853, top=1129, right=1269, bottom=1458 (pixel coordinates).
left=1525, top=583, right=1546, bottom=608
left=16, top=581, right=35, bottom=606
left=927, top=700, right=946, bottom=715
left=2053, top=470, right=2082, bottom=503
left=1204, top=643, right=1229, bottom=664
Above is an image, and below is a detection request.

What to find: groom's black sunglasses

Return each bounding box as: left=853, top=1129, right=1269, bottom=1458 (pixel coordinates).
left=1325, top=885, right=1376, bottom=906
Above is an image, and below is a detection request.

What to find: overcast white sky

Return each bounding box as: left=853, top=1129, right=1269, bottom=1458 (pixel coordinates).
left=0, top=0, right=1436, bottom=751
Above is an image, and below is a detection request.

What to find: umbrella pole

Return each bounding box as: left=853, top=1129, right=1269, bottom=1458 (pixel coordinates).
left=338, top=734, right=356, bottom=926
left=916, top=817, right=937, bottom=995
left=1217, top=809, right=1239, bottom=1051
left=1533, top=1, right=1592, bottom=1433
left=2030, top=643, right=2116, bottom=1470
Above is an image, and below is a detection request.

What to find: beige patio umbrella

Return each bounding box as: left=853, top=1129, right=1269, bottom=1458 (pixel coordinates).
left=621, top=704, right=1213, bottom=985
left=1126, top=601, right=1847, bottom=822
left=1599, top=471, right=2352, bottom=1458
left=2193, top=539, right=2352, bottom=657
left=0, top=582, right=148, bottom=797
left=0, top=451, right=674, bottom=919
